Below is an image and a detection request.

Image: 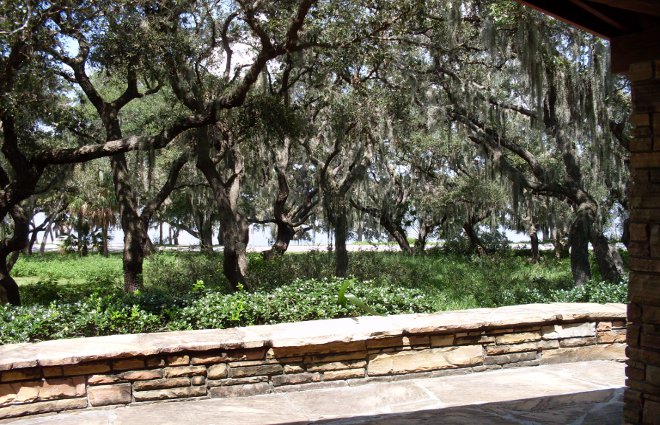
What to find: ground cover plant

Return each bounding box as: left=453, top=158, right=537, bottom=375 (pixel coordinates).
left=0, top=250, right=626, bottom=344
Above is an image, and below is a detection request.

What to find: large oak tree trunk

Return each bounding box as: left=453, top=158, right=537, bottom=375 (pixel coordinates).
left=334, top=208, right=349, bottom=278
left=0, top=206, right=29, bottom=305
left=111, top=153, right=145, bottom=293
left=590, top=230, right=625, bottom=282
left=263, top=221, right=295, bottom=261
left=569, top=212, right=592, bottom=286
left=196, top=126, right=249, bottom=290
left=530, top=231, right=540, bottom=263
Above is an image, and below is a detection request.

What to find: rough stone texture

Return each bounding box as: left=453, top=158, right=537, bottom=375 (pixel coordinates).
left=307, top=361, right=366, bottom=372
left=323, top=368, right=365, bottom=381
left=61, top=363, right=111, bottom=376
left=230, top=364, right=283, bottom=378
left=118, top=370, right=162, bottom=381
left=163, top=366, right=206, bottom=378
left=486, top=342, right=541, bottom=355
left=541, top=344, right=626, bottom=364
left=209, top=382, right=271, bottom=398
left=112, top=359, right=145, bottom=371
left=559, top=337, right=598, bottom=347
left=495, top=332, right=542, bottom=345
left=1, top=369, right=41, bottom=383
left=283, top=364, right=305, bottom=374
left=132, top=377, right=190, bottom=391
left=368, top=346, right=482, bottom=376
left=484, top=351, right=538, bottom=366
left=0, top=397, right=87, bottom=420
left=87, top=384, right=131, bottom=406
left=191, top=354, right=225, bottom=365
left=166, top=355, right=190, bottom=366
left=430, top=335, right=454, bottom=347
left=133, top=386, right=206, bottom=402
left=87, top=375, right=121, bottom=385
left=271, top=373, right=320, bottom=386
left=207, top=364, right=228, bottom=379
left=542, top=323, right=596, bottom=339
left=206, top=376, right=268, bottom=388
left=0, top=377, right=85, bottom=406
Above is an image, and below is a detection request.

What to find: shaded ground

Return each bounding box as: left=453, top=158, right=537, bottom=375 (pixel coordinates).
left=3, top=360, right=624, bottom=425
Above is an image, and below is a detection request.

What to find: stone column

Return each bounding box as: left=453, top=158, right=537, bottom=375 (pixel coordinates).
left=625, top=60, right=660, bottom=425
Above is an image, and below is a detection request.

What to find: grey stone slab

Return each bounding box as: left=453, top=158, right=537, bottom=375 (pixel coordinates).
left=284, top=380, right=443, bottom=420
left=416, top=361, right=624, bottom=408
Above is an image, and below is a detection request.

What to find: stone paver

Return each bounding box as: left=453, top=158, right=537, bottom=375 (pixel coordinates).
left=1, top=361, right=624, bottom=425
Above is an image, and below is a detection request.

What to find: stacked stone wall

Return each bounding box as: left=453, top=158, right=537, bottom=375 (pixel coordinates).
left=626, top=60, right=660, bottom=425
left=0, top=303, right=626, bottom=419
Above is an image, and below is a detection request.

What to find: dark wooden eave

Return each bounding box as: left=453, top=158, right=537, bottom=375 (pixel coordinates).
left=515, top=0, right=660, bottom=72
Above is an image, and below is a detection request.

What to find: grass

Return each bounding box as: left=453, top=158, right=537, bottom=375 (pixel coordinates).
left=1, top=249, right=627, bottom=344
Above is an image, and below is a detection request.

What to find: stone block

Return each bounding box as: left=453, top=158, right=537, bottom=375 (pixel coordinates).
left=113, top=359, right=145, bottom=371
left=495, top=332, right=542, bottom=345
left=163, top=366, right=206, bottom=378
left=367, top=346, right=482, bottom=376
left=541, top=344, right=626, bottom=364
left=191, top=376, right=206, bottom=386
left=167, top=355, right=190, bottom=366
left=404, top=335, right=430, bottom=346
left=191, top=354, right=226, bottom=365
left=42, top=367, right=63, bottom=378
left=597, top=331, right=626, bottom=344
left=209, top=382, right=271, bottom=398
left=133, top=386, right=206, bottom=402
left=483, top=351, right=537, bottom=365
left=87, top=384, right=131, bottom=406
left=631, top=113, right=651, bottom=127
left=270, top=341, right=367, bottom=358
left=230, top=364, right=283, bottom=378
left=642, top=306, right=660, bottom=324
left=226, top=349, right=267, bottom=361
left=206, top=376, right=268, bottom=388
left=626, top=364, right=646, bottom=381
left=366, top=337, right=405, bottom=349
left=541, top=323, right=595, bottom=339
left=1, top=369, right=41, bottom=383
left=309, top=352, right=366, bottom=364
left=0, top=377, right=86, bottom=406
left=146, top=358, right=165, bottom=368
left=0, top=398, right=87, bottom=420
left=485, top=342, right=539, bottom=355
left=430, top=335, right=454, bottom=347
left=283, top=364, right=305, bottom=374
left=630, top=62, right=654, bottom=82
left=323, top=368, right=365, bottom=381
left=596, top=322, right=613, bottom=332
left=559, top=337, right=597, bottom=347
left=61, top=362, right=111, bottom=376
left=307, top=361, right=366, bottom=372
left=88, top=375, right=122, bottom=385
left=271, top=373, right=320, bottom=386
left=207, top=364, right=228, bottom=379
left=119, top=370, right=163, bottom=381
left=132, top=377, right=190, bottom=391
left=643, top=400, right=660, bottom=425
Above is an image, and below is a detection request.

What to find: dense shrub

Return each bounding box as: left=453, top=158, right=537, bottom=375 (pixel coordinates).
left=3, top=250, right=627, bottom=344
left=0, top=278, right=434, bottom=344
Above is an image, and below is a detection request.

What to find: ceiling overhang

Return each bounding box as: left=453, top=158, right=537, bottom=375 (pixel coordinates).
left=515, top=0, right=660, bottom=73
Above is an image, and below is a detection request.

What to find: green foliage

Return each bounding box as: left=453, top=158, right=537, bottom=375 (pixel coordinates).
left=3, top=250, right=627, bottom=344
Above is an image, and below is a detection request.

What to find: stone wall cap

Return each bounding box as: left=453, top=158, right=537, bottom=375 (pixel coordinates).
left=0, top=303, right=625, bottom=371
